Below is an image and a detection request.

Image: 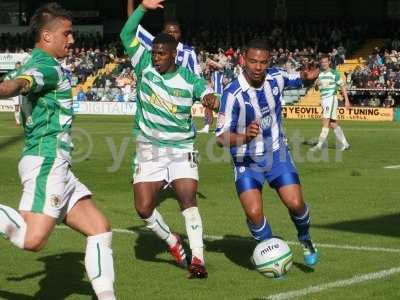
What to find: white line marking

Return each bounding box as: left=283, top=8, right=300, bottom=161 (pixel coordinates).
left=384, top=165, right=400, bottom=169
left=264, top=266, right=400, bottom=300
left=56, top=226, right=400, bottom=253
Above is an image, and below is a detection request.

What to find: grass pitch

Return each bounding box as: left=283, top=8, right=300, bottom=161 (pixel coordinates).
left=0, top=113, right=399, bottom=300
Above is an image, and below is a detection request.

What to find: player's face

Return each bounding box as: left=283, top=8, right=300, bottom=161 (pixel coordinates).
left=163, top=24, right=181, bottom=42
left=244, top=48, right=269, bottom=87
left=152, top=43, right=176, bottom=74
left=320, top=57, right=330, bottom=71
left=46, top=18, right=74, bottom=59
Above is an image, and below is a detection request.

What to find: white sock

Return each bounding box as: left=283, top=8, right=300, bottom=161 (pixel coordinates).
left=182, top=207, right=204, bottom=263
left=0, top=204, right=26, bottom=249
left=144, top=209, right=177, bottom=247
left=317, top=127, right=329, bottom=147
left=202, top=124, right=209, bottom=132
left=85, top=232, right=116, bottom=300
left=334, top=126, right=349, bottom=146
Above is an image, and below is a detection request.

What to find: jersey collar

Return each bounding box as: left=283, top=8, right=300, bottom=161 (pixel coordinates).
left=238, top=71, right=274, bottom=92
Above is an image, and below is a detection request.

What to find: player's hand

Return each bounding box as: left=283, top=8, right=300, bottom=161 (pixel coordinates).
left=141, top=0, right=164, bottom=10
left=202, top=94, right=220, bottom=111
left=245, top=120, right=260, bottom=142
left=302, top=66, right=319, bottom=81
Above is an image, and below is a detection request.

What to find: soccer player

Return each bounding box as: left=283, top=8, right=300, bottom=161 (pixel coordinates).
left=310, top=54, right=350, bottom=152
left=127, top=0, right=201, bottom=75
left=216, top=39, right=320, bottom=267
left=0, top=4, right=116, bottom=299
left=120, top=0, right=219, bottom=279
left=3, top=62, right=23, bottom=126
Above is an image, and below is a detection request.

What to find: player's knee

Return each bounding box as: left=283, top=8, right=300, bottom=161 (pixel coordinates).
left=24, top=235, right=47, bottom=252
left=246, top=207, right=263, bottom=223
left=135, top=202, right=153, bottom=219
left=286, top=197, right=305, bottom=213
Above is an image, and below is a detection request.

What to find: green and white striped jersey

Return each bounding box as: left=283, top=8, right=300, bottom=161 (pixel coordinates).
left=317, top=69, right=343, bottom=100
left=13, top=48, right=74, bottom=162
left=120, top=6, right=212, bottom=153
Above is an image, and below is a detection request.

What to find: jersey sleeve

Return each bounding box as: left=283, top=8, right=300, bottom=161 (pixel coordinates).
left=215, top=91, right=239, bottom=137
left=17, top=64, right=59, bottom=95
left=279, top=69, right=303, bottom=89
left=120, top=5, right=151, bottom=75
left=192, top=76, right=213, bottom=102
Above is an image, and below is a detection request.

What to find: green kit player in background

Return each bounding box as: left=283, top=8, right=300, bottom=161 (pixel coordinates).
left=120, top=0, right=219, bottom=279
left=310, top=54, right=350, bottom=152
left=0, top=3, right=116, bottom=299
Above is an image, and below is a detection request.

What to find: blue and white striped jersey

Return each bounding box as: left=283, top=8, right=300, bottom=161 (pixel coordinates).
left=211, top=70, right=224, bottom=95
left=215, top=67, right=302, bottom=159
left=136, top=24, right=202, bottom=75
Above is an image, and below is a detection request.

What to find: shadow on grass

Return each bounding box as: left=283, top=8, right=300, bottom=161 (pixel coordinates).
left=314, top=213, right=400, bottom=238
left=0, top=252, right=93, bottom=300
left=0, top=134, right=24, bottom=151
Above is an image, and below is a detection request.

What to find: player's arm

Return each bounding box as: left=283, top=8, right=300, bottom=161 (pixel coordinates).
left=337, top=72, right=350, bottom=108
left=127, top=0, right=134, bottom=16
left=0, top=78, right=30, bottom=99
left=217, top=121, right=259, bottom=147
left=215, top=92, right=259, bottom=147
left=120, top=0, right=163, bottom=56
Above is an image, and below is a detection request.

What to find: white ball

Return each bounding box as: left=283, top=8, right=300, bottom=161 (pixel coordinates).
left=252, top=238, right=293, bottom=278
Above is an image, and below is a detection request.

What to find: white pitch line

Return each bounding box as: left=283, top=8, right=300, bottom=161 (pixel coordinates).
left=56, top=226, right=400, bottom=253
left=264, top=266, right=400, bottom=300
left=384, top=165, right=400, bottom=169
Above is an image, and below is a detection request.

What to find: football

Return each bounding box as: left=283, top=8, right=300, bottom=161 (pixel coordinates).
left=252, top=238, right=293, bottom=278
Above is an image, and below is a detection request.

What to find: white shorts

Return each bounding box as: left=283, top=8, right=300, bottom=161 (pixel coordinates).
left=321, top=96, right=338, bottom=120
left=18, top=155, right=92, bottom=223
left=133, top=152, right=199, bottom=184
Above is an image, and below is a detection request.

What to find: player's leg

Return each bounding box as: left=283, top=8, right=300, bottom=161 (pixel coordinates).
left=311, top=97, right=332, bottom=151
left=168, top=153, right=207, bottom=277
left=235, top=164, right=273, bottom=241
left=268, top=149, right=319, bottom=266
left=330, top=119, right=350, bottom=150
left=0, top=205, right=55, bottom=251
left=0, top=156, right=70, bottom=252
left=64, top=196, right=115, bottom=300
left=134, top=181, right=186, bottom=266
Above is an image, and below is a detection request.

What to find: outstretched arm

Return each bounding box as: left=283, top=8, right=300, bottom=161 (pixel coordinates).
left=127, top=0, right=134, bottom=16
left=120, top=0, right=164, bottom=56
left=0, top=78, right=30, bottom=99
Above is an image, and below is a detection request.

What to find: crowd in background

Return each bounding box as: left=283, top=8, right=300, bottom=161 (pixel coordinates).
left=1, top=21, right=400, bottom=107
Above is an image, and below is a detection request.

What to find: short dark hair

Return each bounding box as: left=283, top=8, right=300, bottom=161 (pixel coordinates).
left=320, top=54, right=331, bottom=61
left=246, top=39, right=270, bottom=53
left=30, top=2, right=72, bottom=42
left=153, top=33, right=178, bottom=50
left=163, top=18, right=181, bottom=29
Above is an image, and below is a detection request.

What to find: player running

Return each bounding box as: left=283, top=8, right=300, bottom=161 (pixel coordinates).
left=216, top=39, right=320, bottom=267
left=310, top=54, right=350, bottom=152
left=120, top=0, right=219, bottom=279
left=0, top=4, right=116, bottom=299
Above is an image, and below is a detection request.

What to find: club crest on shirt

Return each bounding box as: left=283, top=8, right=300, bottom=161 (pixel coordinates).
left=49, top=194, right=62, bottom=208
left=260, top=115, right=272, bottom=129
left=272, top=86, right=279, bottom=96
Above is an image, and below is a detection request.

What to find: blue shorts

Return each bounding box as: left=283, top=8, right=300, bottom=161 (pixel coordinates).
left=233, top=148, right=300, bottom=195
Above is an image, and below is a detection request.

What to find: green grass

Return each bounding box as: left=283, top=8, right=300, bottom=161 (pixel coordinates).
left=0, top=113, right=399, bottom=300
